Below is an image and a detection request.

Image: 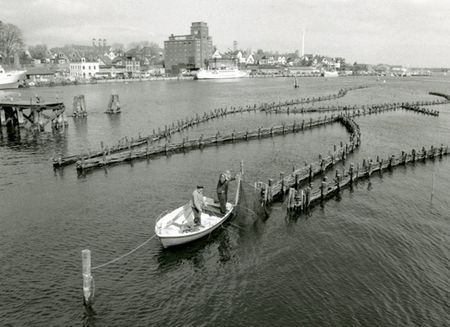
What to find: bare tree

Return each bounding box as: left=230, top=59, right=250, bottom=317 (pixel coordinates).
left=0, top=21, right=4, bottom=61
left=0, top=23, right=24, bottom=65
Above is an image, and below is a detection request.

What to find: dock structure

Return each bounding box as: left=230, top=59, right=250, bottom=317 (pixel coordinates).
left=284, top=145, right=449, bottom=213
left=0, top=99, right=66, bottom=131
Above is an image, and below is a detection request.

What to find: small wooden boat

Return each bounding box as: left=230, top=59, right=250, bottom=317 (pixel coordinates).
left=155, top=175, right=241, bottom=248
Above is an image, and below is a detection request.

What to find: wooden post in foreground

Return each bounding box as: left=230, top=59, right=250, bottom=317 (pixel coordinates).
left=82, top=249, right=93, bottom=306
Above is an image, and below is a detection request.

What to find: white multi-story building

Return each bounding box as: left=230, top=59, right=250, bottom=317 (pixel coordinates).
left=69, top=58, right=99, bottom=79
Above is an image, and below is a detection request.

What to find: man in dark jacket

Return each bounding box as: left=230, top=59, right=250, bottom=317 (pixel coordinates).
left=216, top=170, right=235, bottom=214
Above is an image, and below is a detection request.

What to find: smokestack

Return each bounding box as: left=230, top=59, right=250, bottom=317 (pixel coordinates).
left=92, top=38, right=96, bottom=47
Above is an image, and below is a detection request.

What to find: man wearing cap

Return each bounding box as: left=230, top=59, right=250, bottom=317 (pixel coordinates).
left=191, top=185, right=205, bottom=226
left=216, top=170, right=235, bottom=214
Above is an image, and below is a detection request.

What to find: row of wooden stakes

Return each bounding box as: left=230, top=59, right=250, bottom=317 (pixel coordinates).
left=77, top=97, right=442, bottom=172
left=265, top=99, right=447, bottom=115
left=255, top=115, right=361, bottom=204
left=53, top=89, right=442, bottom=168
left=73, top=97, right=441, bottom=172
left=53, top=85, right=370, bottom=167
left=279, top=145, right=449, bottom=212
left=75, top=115, right=358, bottom=171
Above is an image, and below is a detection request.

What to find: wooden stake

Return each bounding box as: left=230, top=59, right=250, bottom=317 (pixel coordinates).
left=82, top=249, right=93, bottom=306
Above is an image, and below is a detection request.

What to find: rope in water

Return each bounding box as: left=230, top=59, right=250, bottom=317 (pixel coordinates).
left=92, top=234, right=157, bottom=271
left=91, top=210, right=167, bottom=271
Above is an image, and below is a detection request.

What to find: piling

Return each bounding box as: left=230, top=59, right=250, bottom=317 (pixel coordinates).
left=73, top=95, right=87, bottom=117
left=106, top=94, right=121, bottom=114
left=82, top=249, right=93, bottom=306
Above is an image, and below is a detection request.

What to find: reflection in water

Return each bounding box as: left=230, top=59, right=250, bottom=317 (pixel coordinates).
left=82, top=304, right=97, bottom=327
left=107, top=114, right=121, bottom=130
left=155, top=236, right=211, bottom=273
left=73, top=117, right=88, bottom=136
left=217, top=229, right=232, bottom=264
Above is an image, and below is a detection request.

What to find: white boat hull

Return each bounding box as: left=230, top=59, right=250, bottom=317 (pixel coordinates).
left=0, top=68, right=26, bottom=89
left=0, top=80, right=22, bottom=90
left=155, top=199, right=234, bottom=248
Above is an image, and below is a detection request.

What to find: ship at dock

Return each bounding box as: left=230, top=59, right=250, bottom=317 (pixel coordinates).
left=321, top=70, right=339, bottom=78
left=195, top=67, right=248, bottom=80
left=0, top=65, right=26, bottom=89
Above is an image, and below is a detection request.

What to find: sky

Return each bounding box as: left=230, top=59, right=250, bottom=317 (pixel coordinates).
left=2, top=0, right=450, bottom=67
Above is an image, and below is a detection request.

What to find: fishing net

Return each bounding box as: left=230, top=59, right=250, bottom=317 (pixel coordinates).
left=232, top=179, right=269, bottom=227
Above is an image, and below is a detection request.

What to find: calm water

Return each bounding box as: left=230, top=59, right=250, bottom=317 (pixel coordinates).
left=0, top=76, right=449, bottom=326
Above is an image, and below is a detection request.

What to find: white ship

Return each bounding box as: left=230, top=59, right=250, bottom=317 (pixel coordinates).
left=195, top=68, right=248, bottom=80
left=0, top=66, right=26, bottom=89
left=322, top=70, right=339, bottom=78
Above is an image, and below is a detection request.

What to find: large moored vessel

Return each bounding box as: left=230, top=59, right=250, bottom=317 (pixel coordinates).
left=195, top=68, right=248, bottom=80
left=0, top=66, right=26, bottom=89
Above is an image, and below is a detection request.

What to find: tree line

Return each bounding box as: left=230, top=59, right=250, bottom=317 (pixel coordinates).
left=0, top=20, right=24, bottom=65
left=0, top=20, right=164, bottom=66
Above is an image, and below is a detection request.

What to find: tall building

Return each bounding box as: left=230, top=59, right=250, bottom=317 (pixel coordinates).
left=164, top=22, right=213, bottom=74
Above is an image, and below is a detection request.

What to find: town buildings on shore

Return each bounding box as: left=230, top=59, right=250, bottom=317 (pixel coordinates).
left=5, top=21, right=436, bottom=86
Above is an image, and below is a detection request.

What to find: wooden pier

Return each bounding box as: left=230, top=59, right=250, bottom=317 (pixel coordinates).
left=0, top=99, right=66, bottom=131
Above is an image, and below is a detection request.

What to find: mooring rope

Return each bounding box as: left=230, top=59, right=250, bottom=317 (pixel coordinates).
left=92, top=234, right=157, bottom=271
left=91, top=210, right=167, bottom=271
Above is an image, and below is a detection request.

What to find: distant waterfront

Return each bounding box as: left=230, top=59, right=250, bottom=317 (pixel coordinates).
left=1, top=76, right=449, bottom=326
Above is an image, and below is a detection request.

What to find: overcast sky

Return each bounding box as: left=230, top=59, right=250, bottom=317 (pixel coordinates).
left=2, top=0, right=449, bottom=67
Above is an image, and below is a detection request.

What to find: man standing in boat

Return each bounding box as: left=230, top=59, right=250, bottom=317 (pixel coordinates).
left=191, top=185, right=205, bottom=226
left=216, top=170, right=235, bottom=214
